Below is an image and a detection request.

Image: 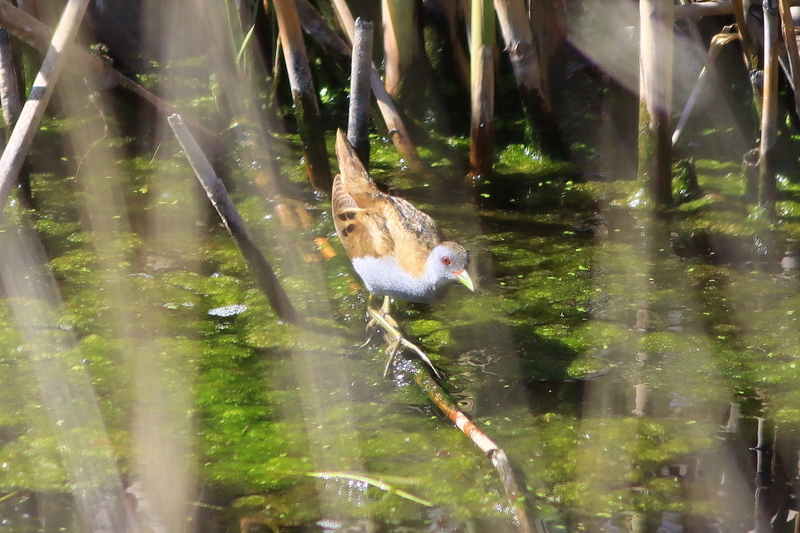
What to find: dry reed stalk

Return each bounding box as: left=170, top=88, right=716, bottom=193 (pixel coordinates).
left=637, top=0, right=674, bottom=206
left=438, top=0, right=470, bottom=89
left=468, top=0, right=495, bottom=179
left=0, top=2, right=215, bottom=140
left=673, top=30, right=739, bottom=146
left=296, top=0, right=351, bottom=63
left=382, top=0, right=416, bottom=97
left=469, top=45, right=494, bottom=180
left=731, top=0, right=758, bottom=68
left=0, top=29, right=21, bottom=129
left=759, top=0, right=779, bottom=211
left=527, top=0, right=565, bottom=88
left=469, top=0, right=495, bottom=83
left=494, top=0, right=567, bottom=158
left=494, top=0, right=544, bottom=104
left=271, top=0, right=332, bottom=193
left=673, top=0, right=800, bottom=19
left=0, top=0, right=91, bottom=212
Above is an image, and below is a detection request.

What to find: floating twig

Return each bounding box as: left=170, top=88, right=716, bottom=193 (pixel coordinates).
left=302, top=471, right=433, bottom=507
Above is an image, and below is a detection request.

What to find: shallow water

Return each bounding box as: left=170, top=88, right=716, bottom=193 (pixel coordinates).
left=2, top=105, right=800, bottom=533
left=2, top=6, right=800, bottom=527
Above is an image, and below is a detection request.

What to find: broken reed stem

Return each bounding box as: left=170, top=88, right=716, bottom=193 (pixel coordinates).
left=328, top=0, right=425, bottom=172
left=347, top=18, right=374, bottom=168
left=469, top=45, right=494, bottom=180
left=167, top=114, right=301, bottom=325
left=672, top=30, right=738, bottom=146
left=271, top=0, right=332, bottom=193
left=0, top=0, right=91, bottom=212
left=410, top=360, right=533, bottom=533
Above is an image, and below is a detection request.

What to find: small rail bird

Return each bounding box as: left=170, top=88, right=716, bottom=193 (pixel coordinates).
left=332, top=129, right=474, bottom=375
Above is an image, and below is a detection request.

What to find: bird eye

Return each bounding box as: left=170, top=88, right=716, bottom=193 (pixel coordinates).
left=441, top=256, right=451, bottom=266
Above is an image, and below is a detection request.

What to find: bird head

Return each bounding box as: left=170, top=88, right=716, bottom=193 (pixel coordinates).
left=428, top=242, right=474, bottom=292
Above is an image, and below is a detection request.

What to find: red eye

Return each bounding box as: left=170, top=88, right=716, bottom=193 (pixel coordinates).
left=441, top=256, right=451, bottom=266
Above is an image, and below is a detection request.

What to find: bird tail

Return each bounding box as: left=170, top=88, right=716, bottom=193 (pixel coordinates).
left=335, top=129, right=375, bottom=190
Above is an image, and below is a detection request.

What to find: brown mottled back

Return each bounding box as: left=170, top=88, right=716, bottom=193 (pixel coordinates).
left=332, top=130, right=443, bottom=277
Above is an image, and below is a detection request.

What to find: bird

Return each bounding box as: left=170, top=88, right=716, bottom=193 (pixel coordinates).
left=331, top=129, right=474, bottom=375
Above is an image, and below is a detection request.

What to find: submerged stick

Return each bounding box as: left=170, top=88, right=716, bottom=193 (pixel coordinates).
left=367, top=312, right=533, bottom=531
left=167, top=114, right=301, bottom=324
left=0, top=0, right=91, bottom=212
left=365, top=302, right=443, bottom=379
left=347, top=18, right=374, bottom=168
left=411, top=361, right=533, bottom=533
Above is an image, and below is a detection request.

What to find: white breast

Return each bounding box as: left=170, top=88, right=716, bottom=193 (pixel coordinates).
left=352, top=255, right=443, bottom=303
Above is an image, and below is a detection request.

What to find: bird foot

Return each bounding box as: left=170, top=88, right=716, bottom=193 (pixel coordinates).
left=364, top=295, right=398, bottom=331
left=364, top=298, right=443, bottom=379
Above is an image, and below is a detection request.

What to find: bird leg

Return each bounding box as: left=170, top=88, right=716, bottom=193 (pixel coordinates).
left=359, top=294, right=390, bottom=347
left=364, top=296, right=443, bottom=379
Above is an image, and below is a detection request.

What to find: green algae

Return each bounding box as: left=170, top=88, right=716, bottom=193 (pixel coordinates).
left=3, top=90, right=800, bottom=533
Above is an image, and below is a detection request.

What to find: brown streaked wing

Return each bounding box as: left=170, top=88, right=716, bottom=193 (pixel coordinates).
left=332, top=176, right=394, bottom=259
